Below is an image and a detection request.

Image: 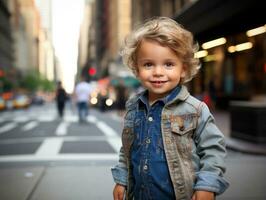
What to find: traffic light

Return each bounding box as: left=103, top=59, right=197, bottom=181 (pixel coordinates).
left=88, top=67, right=96, bottom=76
left=81, top=65, right=97, bottom=81
left=0, top=69, right=4, bottom=78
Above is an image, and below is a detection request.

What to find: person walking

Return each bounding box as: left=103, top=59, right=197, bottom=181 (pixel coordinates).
left=74, top=77, right=93, bottom=123
left=115, top=79, right=127, bottom=116
left=55, top=81, right=67, bottom=118
left=111, top=17, right=229, bottom=200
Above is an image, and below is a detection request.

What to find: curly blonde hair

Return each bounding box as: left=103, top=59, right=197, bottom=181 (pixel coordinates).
left=120, top=17, right=200, bottom=83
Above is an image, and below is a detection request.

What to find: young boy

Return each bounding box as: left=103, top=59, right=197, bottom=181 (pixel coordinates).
left=111, top=17, right=229, bottom=200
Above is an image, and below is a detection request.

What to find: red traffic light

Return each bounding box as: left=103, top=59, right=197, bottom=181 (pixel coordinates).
left=88, top=67, right=96, bottom=76
left=0, top=69, right=4, bottom=77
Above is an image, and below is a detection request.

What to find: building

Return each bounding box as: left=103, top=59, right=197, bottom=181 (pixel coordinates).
left=0, top=0, right=13, bottom=75
left=78, top=0, right=95, bottom=81
left=35, top=0, right=55, bottom=82
left=107, top=0, right=131, bottom=78
left=81, top=0, right=132, bottom=80
left=175, top=0, right=266, bottom=108
left=16, top=0, right=40, bottom=72
left=130, top=0, right=195, bottom=27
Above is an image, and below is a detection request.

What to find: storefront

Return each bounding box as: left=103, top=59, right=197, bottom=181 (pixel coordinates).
left=175, top=0, right=266, bottom=109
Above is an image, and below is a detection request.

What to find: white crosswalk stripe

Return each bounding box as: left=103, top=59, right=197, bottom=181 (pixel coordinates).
left=0, top=108, right=122, bottom=162
left=0, top=154, right=117, bottom=162
left=35, top=138, right=64, bottom=157
left=14, top=116, right=29, bottom=123
left=0, top=122, right=17, bottom=134
left=37, top=115, right=56, bottom=122
left=21, top=121, right=39, bottom=131
left=96, top=121, right=121, bottom=153
left=56, top=121, right=69, bottom=136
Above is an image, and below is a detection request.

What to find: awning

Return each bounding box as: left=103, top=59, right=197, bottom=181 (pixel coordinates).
left=111, top=76, right=140, bottom=88
left=174, top=0, right=266, bottom=42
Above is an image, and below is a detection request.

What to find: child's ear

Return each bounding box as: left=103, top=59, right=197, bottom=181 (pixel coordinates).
left=181, top=64, right=187, bottom=78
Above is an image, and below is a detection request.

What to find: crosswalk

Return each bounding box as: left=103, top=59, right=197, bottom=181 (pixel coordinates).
left=0, top=107, right=122, bottom=163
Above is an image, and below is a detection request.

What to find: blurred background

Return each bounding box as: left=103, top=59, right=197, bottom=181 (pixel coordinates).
left=0, top=0, right=265, bottom=110
left=0, top=0, right=265, bottom=199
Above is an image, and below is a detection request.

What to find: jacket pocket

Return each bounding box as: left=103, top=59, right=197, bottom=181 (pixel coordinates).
left=170, top=114, right=198, bottom=159
left=170, top=114, right=197, bottom=136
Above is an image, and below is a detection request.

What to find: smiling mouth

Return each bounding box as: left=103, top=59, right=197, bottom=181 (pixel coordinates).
left=150, top=81, right=167, bottom=84
left=150, top=81, right=167, bottom=87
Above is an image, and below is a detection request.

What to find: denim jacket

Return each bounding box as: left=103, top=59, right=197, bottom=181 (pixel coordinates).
left=111, top=86, right=229, bottom=200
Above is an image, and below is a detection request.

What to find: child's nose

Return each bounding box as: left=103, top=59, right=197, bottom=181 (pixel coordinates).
left=153, top=65, right=164, bottom=75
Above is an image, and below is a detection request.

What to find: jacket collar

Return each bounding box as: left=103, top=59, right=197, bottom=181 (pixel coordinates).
left=125, top=85, right=190, bottom=110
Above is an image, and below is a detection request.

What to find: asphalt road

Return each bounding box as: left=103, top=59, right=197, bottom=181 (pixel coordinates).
left=0, top=102, right=265, bottom=200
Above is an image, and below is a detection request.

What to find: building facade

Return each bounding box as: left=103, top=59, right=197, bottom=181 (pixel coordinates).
left=0, top=0, right=13, bottom=73
left=175, top=0, right=266, bottom=108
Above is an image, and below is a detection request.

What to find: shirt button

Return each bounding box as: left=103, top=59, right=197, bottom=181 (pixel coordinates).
left=146, top=138, right=151, bottom=144
left=148, top=116, right=153, bottom=122
left=143, top=165, right=148, bottom=170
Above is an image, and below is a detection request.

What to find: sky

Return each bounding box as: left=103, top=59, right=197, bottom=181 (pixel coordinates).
left=52, top=0, right=85, bottom=93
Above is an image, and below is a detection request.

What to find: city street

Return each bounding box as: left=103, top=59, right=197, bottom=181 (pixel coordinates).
left=1, top=0, right=265, bottom=199
left=0, top=103, right=265, bottom=200
left=0, top=102, right=121, bottom=200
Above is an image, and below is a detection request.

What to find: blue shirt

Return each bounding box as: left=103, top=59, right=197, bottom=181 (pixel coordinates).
left=131, top=86, right=181, bottom=199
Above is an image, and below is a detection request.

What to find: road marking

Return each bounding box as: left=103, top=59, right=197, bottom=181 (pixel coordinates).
left=35, top=138, right=63, bottom=156
left=87, top=115, right=97, bottom=123
left=14, top=116, right=29, bottom=123
left=107, top=138, right=122, bottom=153
left=0, top=136, right=112, bottom=144
left=64, top=115, right=78, bottom=122
left=0, top=154, right=117, bottom=162
left=109, top=112, right=123, bottom=122
left=97, top=121, right=117, bottom=137
left=37, top=115, right=56, bottom=122
left=56, top=122, right=69, bottom=136
left=96, top=121, right=121, bottom=153
left=21, top=121, right=39, bottom=131
left=0, top=122, right=17, bottom=134
left=0, top=117, right=6, bottom=123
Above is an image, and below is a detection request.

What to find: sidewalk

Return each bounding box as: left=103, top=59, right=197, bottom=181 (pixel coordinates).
left=213, top=110, right=266, bottom=155
left=0, top=162, right=116, bottom=200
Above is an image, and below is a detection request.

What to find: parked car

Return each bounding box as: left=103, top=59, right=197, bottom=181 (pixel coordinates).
left=13, top=95, right=30, bottom=109
left=31, top=95, right=45, bottom=105
left=0, top=97, right=5, bottom=111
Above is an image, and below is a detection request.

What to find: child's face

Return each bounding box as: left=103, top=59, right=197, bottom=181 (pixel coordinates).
left=136, top=39, right=186, bottom=103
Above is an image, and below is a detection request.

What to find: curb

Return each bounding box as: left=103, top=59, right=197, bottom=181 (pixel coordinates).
left=226, top=137, right=266, bottom=155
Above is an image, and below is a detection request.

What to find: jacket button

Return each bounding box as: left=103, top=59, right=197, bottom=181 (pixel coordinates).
left=143, top=165, right=148, bottom=170
left=148, top=116, right=153, bottom=122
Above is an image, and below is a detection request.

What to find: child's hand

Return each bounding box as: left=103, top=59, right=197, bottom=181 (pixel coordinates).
left=191, top=191, right=215, bottom=200
left=113, top=183, right=126, bottom=200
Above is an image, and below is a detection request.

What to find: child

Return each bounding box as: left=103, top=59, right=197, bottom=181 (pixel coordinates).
left=111, top=17, right=229, bottom=200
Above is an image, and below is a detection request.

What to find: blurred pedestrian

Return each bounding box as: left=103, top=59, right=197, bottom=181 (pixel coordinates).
left=74, top=77, right=93, bottom=123
left=115, top=79, right=127, bottom=116
left=56, top=81, right=67, bottom=118
left=111, top=17, right=229, bottom=200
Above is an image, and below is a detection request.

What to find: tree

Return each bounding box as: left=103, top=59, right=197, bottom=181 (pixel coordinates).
left=20, top=71, right=40, bottom=92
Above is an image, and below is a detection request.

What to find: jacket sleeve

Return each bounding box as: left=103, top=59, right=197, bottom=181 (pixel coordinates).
left=111, top=146, right=128, bottom=186
left=193, top=102, right=229, bottom=195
